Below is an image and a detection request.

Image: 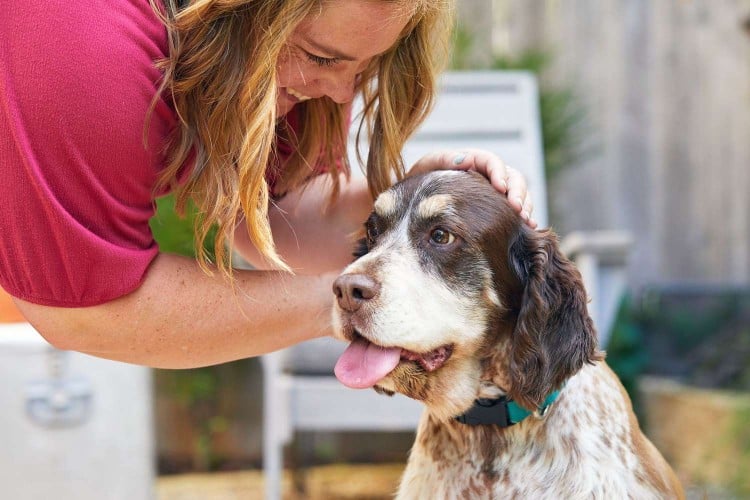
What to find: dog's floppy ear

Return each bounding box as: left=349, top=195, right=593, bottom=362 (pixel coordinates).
left=506, top=227, right=603, bottom=410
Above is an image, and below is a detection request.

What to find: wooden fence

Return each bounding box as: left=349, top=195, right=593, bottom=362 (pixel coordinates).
left=482, top=0, right=750, bottom=288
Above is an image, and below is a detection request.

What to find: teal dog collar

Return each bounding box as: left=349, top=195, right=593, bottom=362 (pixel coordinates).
left=455, top=390, right=561, bottom=427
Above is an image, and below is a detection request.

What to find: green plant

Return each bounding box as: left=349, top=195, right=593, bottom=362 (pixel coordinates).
left=490, top=50, right=586, bottom=181
left=449, top=25, right=478, bottom=70
left=158, top=367, right=226, bottom=471
left=450, top=22, right=587, bottom=182
left=149, top=194, right=217, bottom=260
left=605, top=295, right=649, bottom=402
left=728, top=406, right=750, bottom=496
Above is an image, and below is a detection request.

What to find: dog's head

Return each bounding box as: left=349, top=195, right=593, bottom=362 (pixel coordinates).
left=332, top=171, right=602, bottom=421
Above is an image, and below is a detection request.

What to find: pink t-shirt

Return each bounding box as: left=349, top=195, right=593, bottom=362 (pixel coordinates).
left=0, top=0, right=323, bottom=307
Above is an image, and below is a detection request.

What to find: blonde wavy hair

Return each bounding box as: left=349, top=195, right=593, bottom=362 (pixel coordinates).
left=150, top=0, right=454, bottom=275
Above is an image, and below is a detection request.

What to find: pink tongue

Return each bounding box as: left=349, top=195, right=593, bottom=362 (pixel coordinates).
left=334, top=337, right=402, bottom=389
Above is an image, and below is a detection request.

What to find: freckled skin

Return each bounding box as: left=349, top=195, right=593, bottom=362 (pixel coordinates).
left=333, top=172, right=684, bottom=500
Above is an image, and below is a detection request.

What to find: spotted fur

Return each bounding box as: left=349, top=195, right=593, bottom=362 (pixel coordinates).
left=332, top=171, right=684, bottom=499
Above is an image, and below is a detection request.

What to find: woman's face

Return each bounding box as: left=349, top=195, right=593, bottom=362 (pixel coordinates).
left=276, top=0, right=412, bottom=116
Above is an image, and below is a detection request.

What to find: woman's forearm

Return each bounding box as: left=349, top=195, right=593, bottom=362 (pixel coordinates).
left=13, top=253, right=336, bottom=368
left=13, top=175, right=373, bottom=368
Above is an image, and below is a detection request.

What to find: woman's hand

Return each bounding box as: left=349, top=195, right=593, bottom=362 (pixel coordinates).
left=407, top=148, right=538, bottom=228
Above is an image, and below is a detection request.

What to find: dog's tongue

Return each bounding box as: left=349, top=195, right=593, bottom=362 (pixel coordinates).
left=334, top=337, right=401, bottom=389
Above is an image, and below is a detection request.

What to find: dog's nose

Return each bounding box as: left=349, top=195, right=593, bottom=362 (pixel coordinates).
left=332, top=274, right=380, bottom=312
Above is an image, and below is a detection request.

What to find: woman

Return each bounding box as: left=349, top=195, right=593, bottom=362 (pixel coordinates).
left=0, top=0, right=535, bottom=368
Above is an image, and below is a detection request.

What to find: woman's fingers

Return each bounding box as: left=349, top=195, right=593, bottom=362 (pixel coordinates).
left=409, top=149, right=536, bottom=228
left=451, top=150, right=509, bottom=194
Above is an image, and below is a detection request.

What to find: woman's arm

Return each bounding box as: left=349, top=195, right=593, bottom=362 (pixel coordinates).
left=13, top=173, right=373, bottom=369
left=13, top=253, right=336, bottom=369
left=13, top=173, right=372, bottom=369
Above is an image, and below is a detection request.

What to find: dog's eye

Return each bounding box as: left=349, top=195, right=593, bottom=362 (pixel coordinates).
left=430, top=228, right=455, bottom=245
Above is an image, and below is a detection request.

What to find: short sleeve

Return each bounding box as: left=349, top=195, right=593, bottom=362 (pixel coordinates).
left=0, top=0, right=176, bottom=306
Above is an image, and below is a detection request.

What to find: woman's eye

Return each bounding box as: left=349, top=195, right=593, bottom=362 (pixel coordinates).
left=430, top=228, right=455, bottom=245
left=305, top=51, right=340, bottom=68
left=366, top=225, right=379, bottom=243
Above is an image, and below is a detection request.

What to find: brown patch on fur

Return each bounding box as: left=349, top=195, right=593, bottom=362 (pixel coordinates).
left=504, top=226, right=604, bottom=409
left=419, top=413, right=513, bottom=473
left=387, top=362, right=432, bottom=402
left=499, top=468, right=510, bottom=486
left=479, top=334, right=514, bottom=394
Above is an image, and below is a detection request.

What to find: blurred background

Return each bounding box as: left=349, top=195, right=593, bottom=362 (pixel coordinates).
left=1, top=1, right=749, bottom=499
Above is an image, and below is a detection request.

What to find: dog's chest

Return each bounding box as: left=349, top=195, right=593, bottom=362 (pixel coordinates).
left=397, top=368, right=665, bottom=499
left=399, top=427, right=661, bottom=499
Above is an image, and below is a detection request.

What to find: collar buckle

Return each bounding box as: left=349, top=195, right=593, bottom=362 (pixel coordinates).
left=454, top=396, right=512, bottom=427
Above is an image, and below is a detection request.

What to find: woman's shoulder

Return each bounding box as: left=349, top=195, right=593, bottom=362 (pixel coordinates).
left=2, top=0, right=177, bottom=177
left=0, top=0, right=174, bottom=307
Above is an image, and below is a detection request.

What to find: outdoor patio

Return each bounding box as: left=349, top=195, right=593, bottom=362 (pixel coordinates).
left=156, top=463, right=404, bottom=500
left=155, top=465, right=733, bottom=500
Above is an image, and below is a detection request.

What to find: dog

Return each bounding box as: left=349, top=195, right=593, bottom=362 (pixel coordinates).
left=331, top=170, right=683, bottom=499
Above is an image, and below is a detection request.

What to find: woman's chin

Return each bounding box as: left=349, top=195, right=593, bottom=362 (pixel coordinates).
left=276, top=101, right=295, bottom=117
left=275, top=92, right=295, bottom=116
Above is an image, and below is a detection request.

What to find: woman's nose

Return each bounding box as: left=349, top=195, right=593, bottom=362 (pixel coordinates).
left=320, top=72, right=357, bottom=104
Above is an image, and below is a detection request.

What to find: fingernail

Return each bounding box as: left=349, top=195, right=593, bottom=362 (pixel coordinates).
left=515, top=197, right=523, bottom=208
left=452, top=154, right=466, bottom=165
left=499, top=179, right=508, bottom=191
left=521, top=211, right=529, bottom=221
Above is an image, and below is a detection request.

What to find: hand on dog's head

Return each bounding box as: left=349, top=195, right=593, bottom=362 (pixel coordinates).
left=333, top=170, right=602, bottom=419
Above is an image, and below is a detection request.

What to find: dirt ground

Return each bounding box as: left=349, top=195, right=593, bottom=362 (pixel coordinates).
left=156, top=463, right=405, bottom=500
left=156, top=463, right=734, bottom=500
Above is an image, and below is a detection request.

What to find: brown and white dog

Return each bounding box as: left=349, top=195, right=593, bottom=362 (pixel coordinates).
left=331, top=171, right=683, bottom=499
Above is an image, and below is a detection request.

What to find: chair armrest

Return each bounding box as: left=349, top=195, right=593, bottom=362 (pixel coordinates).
left=561, top=230, right=633, bottom=347
left=560, top=230, right=633, bottom=265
